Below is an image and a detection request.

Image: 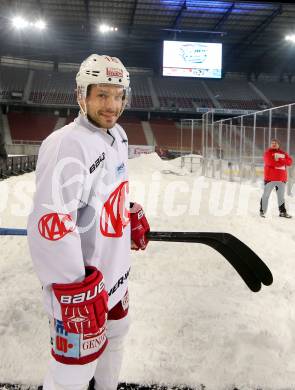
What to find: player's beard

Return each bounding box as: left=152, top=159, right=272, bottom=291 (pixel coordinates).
left=87, top=110, right=120, bottom=130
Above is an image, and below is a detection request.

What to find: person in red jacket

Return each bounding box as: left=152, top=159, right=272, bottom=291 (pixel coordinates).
left=260, top=138, right=293, bottom=218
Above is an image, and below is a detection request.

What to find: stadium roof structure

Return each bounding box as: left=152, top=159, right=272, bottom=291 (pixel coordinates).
left=1, top=0, right=295, bottom=75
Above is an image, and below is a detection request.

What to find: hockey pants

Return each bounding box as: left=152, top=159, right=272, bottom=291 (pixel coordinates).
left=43, top=315, right=130, bottom=390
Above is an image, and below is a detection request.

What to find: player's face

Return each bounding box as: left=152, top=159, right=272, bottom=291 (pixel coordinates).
left=271, top=141, right=279, bottom=149
left=85, top=84, right=124, bottom=129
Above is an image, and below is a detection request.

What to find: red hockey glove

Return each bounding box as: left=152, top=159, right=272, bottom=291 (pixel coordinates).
left=52, top=266, right=108, bottom=334
left=130, top=202, right=150, bottom=250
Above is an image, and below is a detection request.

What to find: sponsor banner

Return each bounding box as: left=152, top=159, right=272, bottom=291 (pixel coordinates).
left=128, top=145, right=155, bottom=159
left=194, top=107, right=256, bottom=115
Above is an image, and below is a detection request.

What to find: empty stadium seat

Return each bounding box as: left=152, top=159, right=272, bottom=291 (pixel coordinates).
left=118, top=116, right=147, bottom=145
left=0, top=65, right=29, bottom=101
left=8, top=112, right=58, bottom=141
left=153, top=77, right=213, bottom=110
left=205, top=79, right=264, bottom=110
left=254, top=80, right=295, bottom=104
left=29, top=70, right=76, bottom=105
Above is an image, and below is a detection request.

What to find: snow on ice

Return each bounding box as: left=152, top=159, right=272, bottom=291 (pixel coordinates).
left=0, top=153, right=295, bottom=389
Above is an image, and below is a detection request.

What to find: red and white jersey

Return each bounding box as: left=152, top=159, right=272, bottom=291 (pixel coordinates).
left=27, top=114, right=131, bottom=320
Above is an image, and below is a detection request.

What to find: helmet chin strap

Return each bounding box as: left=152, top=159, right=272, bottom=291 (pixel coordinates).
left=78, top=99, right=87, bottom=116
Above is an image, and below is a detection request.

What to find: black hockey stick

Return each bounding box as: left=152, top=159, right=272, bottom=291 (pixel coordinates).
left=193, top=237, right=262, bottom=292
left=0, top=227, right=27, bottom=236
left=0, top=228, right=271, bottom=292
left=217, top=233, right=273, bottom=286
left=147, top=231, right=272, bottom=291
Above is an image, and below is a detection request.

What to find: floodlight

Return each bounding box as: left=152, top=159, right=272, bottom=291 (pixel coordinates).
left=12, top=16, right=29, bottom=29
left=285, top=35, right=295, bottom=43
left=99, top=24, right=118, bottom=33
left=99, top=24, right=110, bottom=33
left=34, top=20, right=46, bottom=30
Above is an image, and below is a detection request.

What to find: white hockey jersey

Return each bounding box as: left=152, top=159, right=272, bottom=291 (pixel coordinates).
left=27, top=114, right=131, bottom=320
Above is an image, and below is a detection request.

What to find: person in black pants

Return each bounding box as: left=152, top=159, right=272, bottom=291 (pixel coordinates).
left=0, top=132, right=7, bottom=177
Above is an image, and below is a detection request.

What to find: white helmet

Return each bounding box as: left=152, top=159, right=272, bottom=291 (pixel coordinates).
left=76, top=54, right=130, bottom=115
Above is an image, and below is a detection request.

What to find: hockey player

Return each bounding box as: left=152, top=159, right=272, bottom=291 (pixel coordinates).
left=260, top=138, right=293, bottom=218
left=27, top=54, right=150, bottom=390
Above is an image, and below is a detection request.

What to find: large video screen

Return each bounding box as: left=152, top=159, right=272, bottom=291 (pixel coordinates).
left=163, top=40, right=222, bottom=79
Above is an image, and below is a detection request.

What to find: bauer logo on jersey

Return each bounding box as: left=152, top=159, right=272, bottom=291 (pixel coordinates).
left=106, top=67, right=123, bottom=78
left=89, top=152, right=105, bottom=174
left=38, top=213, right=75, bottom=241
left=100, top=181, right=130, bottom=237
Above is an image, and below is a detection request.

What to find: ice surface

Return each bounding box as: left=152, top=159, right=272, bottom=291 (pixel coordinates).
left=1, top=153, right=295, bottom=389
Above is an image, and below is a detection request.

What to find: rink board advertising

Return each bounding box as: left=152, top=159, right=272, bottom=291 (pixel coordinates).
left=163, top=40, right=222, bottom=79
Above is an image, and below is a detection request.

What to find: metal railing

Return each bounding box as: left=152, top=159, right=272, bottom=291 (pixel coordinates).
left=0, top=155, right=38, bottom=179
left=179, top=103, right=295, bottom=195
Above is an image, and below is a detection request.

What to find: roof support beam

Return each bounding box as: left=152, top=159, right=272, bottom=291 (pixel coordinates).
left=171, top=0, right=187, bottom=29
left=229, top=4, right=282, bottom=60
left=212, top=2, right=235, bottom=31
left=36, top=0, right=45, bottom=17
left=129, top=0, right=139, bottom=35
left=84, top=0, right=90, bottom=25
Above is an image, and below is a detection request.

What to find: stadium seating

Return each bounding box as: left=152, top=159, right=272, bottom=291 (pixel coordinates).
left=8, top=112, right=58, bottom=141
left=0, top=65, right=29, bottom=100
left=148, top=119, right=203, bottom=151
left=118, top=117, right=147, bottom=145
left=2, top=63, right=295, bottom=113
left=254, top=81, right=295, bottom=106
left=130, top=76, right=153, bottom=109
left=152, top=77, right=213, bottom=109
left=29, top=70, right=76, bottom=105
left=205, top=79, right=264, bottom=110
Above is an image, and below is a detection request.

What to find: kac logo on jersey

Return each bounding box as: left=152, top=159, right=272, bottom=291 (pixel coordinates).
left=100, top=181, right=130, bottom=237
left=38, top=213, right=75, bottom=241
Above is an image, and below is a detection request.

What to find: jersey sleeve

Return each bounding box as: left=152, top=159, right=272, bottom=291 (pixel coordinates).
left=27, top=135, right=93, bottom=289
left=284, top=152, right=293, bottom=167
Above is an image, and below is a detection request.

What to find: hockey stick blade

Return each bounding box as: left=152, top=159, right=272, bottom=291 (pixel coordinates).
left=219, top=233, right=273, bottom=286
left=147, top=231, right=261, bottom=292
left=147, top=231, right=272, bottom=288
left=194, top=237, right=261, bottom=292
